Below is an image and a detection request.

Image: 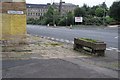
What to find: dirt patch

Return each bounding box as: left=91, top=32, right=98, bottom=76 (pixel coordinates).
left=1, top=34, right=88, bottom=60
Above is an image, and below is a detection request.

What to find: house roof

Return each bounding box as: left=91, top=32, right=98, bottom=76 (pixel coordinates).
left=26, top=4, right=48, bottom=8
left=53, top=2, right=76, bottom=6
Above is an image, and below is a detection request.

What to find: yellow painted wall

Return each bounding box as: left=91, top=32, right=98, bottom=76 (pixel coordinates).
left=11, top=15, right=26, bottom=35
left=0, top=1, right=26, bottom=41
left=0, top=13, right=2, bottom=40
left=2, top=14, right=26, bottom=40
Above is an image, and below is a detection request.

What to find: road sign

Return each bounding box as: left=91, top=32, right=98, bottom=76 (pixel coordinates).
left=75, top=17, right=83, bottom=22
left=8, top=10, right=24, bottom=15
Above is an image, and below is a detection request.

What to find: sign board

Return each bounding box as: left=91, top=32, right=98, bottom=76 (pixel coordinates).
left=75, top=17, right=83, bottom=22
left=8, top=10, right=24, bottom=14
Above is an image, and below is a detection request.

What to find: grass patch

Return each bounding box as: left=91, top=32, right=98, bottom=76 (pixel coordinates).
left=11, top=50, right=32, bottom=52
left=79, top=38, right=97, bottom=43
left=44, top=42, right=62, bottom=47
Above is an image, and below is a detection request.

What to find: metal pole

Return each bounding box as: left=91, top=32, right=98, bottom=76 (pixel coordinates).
left=103, top=0, right=106, bottom=26
left=66, top=17, right=67, bottom=26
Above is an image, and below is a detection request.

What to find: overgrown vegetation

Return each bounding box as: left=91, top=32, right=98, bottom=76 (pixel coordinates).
left=27, top=1, right=120, bottom=26
left=109, top=1, right=120, bottom=24
left=44, top=42, right=62, bottom=47
left=79, top=38, right=97, bottom=43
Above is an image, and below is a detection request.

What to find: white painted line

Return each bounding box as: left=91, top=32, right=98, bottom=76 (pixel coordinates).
left=71, top=41, right=74, bottom=44
left=47, top=37, right=50, bottom=39
left=115, top=36, right=118, bottom=39
left=31, top=57, right=40, bottom=59
left=60, top=39, right=64, bottom=42
left=109, top=47, right=118, bottom=50
left=106, top=48, right=112, bottom=51
left=108, top=25, right=118, bottom=28
left=106, top=47, right=120, bottom=52
left=43, top=36, right=46, bottom=38
left=65, top=40, right=70, bottom=43
left=55, top=38, right=59, bottom=41
left=116, top=50, right=120, bottom=52
left=51, top=38, right=55, bottom=40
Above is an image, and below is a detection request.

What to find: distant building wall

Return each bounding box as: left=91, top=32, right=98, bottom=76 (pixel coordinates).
left=26, top=2, right=77, bottom=19
left=26, top=4, right=49, bottom=19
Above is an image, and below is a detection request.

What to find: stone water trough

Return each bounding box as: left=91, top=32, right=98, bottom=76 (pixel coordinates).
left=74, top=38, right=106, bottom=56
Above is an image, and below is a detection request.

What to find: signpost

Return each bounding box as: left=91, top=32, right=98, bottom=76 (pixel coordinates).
left=75, top=17, right=83, bottom=23
left=75, top=17, right=83, bottom=25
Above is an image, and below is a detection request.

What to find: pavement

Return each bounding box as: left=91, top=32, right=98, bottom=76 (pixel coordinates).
left=1, top=34, right=119, bottom=78
left=2, top=58, right=118, bottom=78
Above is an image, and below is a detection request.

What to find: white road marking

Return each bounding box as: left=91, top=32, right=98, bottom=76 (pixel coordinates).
left=51, top=38, right=54, bottom=40
left=40, top=36, right=119, bottom=52
left=116, top=50, right=120, bottom=52
left=115, top=36, right=118, bottom=39
left=71, top=41, right=74, bottom=44
left=43, top=36, right=47, bottom=38
left=35, top=35, right=38, bottom=37
left=106, top=48, right=112, bottom=51
left=47, top=37, right=50, bottom=39
left=60, top=39, right=64, bottom=42
left=65, top=40, right=70, bottom=43
left=31, top=57, right=40, bottom=59
left=108, top=25, right=118, bottom=28
left=55, top=38, right=59, bottom=41
left=109, top=47, right=118, bottom=50
left=106, top=47, right=119, bottom=52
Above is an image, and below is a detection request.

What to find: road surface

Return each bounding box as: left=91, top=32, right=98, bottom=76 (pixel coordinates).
left=27, top=25, right=119, bottom=50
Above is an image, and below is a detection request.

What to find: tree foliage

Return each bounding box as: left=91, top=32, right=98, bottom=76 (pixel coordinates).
left=27, top=1, right=119, bottom=26
left=109, top=1, right=120, bottom=21
left=66, top=12, right=74, bottom=26
left=95, top=7, right=104, bottom=17
left=44, top=6, right=54, bottom=25
left=74, top=7, right=86, bottom=17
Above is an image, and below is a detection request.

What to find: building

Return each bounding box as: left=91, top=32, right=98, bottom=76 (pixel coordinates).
left=26, top=1, right=77, bottom=19
left=53, top=1, right=78, bottom=16
left=26, top=3, right=50, bottom=19
left=0, top=0, right=26, bottom=41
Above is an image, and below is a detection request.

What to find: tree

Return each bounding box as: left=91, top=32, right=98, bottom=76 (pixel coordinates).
left=66, top=12, right=74, bottom=26
left=44, top=6, right=54, bottom=25
left=43, top=6, right=60, bottom=25
left=27, top=18, right=37, bottom=24
left=89, top=5, right=99, bottom=16
left=100, top=2, right=108, bottom=16
left=95, top=7, right=104, bottom=17
left=74, top=6, right=87, bottom=17
left=58, top=17, right=66, bottom=26
left=109, top=1, right=120, bottom=21
left=100, top=2, right=107, bottom=9
left=82, top=4, right=90, bottom=15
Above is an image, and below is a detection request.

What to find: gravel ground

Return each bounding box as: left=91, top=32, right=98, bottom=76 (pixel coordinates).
left=1, top=34, right=88, bottom=60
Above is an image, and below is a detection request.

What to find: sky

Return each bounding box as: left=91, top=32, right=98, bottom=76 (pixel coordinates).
left=26, top=0, right=118, bottom=7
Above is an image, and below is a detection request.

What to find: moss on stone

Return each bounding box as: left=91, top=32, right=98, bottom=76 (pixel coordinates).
left=79, top=38, right=97, bottom=43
